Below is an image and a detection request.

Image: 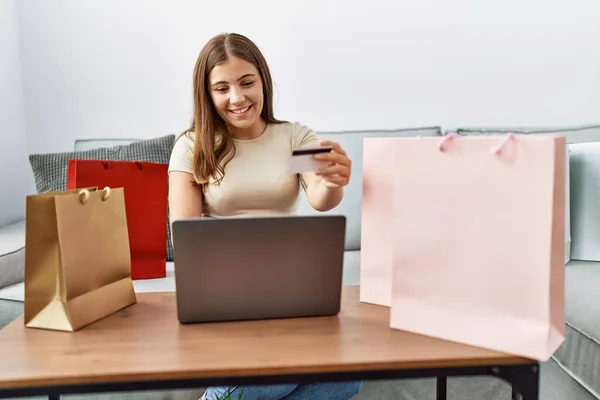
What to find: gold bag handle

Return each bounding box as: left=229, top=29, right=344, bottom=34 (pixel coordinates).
left=78, top=187, right=112, bottom=205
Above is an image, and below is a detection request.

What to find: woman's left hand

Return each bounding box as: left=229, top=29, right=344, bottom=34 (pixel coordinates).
left=313, top=140, right=352, bottom=188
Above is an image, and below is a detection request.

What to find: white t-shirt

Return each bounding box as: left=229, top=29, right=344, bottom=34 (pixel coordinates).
left=168, top=121, right=319, bottom=218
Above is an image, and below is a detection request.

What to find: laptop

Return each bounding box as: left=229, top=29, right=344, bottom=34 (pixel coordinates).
left=171, top=215, right=346, bottom=324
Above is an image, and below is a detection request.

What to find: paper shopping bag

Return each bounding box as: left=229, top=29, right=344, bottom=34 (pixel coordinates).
left=360, top=138, right=396, bottom=307
left=385, top=133, right=566, bottom=361
left=24, top=187, right=136, bottom=332
left=67, top=160, right=169, bottom=280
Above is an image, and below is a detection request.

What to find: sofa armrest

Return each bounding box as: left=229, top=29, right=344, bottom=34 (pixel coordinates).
left=0, top=220, right=25, bottom=290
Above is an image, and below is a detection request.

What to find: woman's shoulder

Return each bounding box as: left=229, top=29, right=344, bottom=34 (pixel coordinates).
left=171, top=131, right=197, bottom=156
left=173, top=131, right=195, bottom=147
left=270, top=120, right=312, bottom=135
left=270, top=121, right=319, bottom=149
left=168, top=131, right=195, bottom=174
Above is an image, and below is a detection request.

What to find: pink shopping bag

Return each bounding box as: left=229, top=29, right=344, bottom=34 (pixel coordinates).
left=360, top=138, right=397, bottom=307
left=363, top=133, right=566, bottom=361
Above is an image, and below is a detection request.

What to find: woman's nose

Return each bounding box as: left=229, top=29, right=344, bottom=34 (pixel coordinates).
left=229, top=88, right=244, bottom=105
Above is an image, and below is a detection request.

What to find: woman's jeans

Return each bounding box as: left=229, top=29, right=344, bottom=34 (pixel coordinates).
left=203, top=381, right=363, bottom=400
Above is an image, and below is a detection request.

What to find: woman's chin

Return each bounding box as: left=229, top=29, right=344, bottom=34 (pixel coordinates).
left=227, top=117, right=258, bottom=131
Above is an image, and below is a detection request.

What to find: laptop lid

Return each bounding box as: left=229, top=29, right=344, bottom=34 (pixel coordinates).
left=171, top=215, right=346, bottom=324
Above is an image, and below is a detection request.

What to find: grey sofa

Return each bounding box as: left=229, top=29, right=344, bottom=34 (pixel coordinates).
left=1, top=124, right=599, bottom=400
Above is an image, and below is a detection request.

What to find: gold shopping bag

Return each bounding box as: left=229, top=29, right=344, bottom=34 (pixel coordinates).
left=24, top=186, right=137, bottom=332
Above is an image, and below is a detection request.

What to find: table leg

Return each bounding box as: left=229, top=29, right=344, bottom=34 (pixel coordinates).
left=436, top=376, right=447, bottom=400
left=492, top=364, right=539, bottom=400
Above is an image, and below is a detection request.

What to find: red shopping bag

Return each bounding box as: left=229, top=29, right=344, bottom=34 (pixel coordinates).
left=67, top=159, right=169, bottom=280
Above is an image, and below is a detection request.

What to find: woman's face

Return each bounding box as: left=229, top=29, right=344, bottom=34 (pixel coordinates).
left=208, top=56, right=264, bottom=137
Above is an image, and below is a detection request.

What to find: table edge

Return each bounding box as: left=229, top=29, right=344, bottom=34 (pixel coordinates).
left=0, top=356, right=536, bottom=391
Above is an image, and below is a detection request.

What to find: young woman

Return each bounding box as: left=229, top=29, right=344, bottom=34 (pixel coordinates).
left=167, top=33, right=362, bottom=400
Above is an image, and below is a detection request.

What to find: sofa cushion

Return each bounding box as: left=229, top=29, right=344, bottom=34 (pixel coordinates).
left=297, top=126, right=442, bottom=250
left=0, top=263, right=176, bottom=302
left=0, top=250, right=363, bottom=302
left=28, top=134, right=176, bottom=261
left=342, top=250, right=360, bottom=286
left=553, top=260, right=600, bottom=399
left=569, top=142, right=600, bottom=261
left=0, top=299, right=23, bottom=330
left=0, top=220, right=25, bottom=290
left=453, top=124, right=600, bottom=264
left=74, top=138, right=140, bottom=151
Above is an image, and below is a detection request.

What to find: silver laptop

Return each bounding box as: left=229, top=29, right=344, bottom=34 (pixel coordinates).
left=171, top=215, right=346, bottom=324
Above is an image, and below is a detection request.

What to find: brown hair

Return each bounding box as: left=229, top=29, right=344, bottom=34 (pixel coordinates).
left=180, top=32, right=286, bottom=190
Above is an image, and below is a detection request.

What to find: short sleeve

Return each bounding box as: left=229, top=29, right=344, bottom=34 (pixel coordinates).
left=168, top=133, right=195, bottom=174
left=291, top=122, right=320, bottom=150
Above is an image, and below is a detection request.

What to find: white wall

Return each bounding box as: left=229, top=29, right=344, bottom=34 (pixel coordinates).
left=14, top=0, right=600, bottom=155
left=0, top=0, right=32, bottom=226
left=2, top=0, right=600, bottom=221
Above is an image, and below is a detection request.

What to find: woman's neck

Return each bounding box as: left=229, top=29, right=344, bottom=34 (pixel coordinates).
left=229, top=119, right=267, bottom=140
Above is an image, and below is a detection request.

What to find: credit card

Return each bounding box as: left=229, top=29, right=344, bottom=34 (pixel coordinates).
left=289, top=146, right=333, bottom=174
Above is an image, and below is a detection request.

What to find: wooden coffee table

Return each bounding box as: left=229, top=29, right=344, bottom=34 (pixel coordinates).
left=0, top=286, right=538, bottom=400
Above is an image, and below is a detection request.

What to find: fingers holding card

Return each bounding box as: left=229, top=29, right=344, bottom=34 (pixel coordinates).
left=289, top=146, right=332, bottom=174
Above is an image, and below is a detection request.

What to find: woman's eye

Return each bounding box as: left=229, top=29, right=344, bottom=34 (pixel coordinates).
left=215, top=87, right=228, bottom=93
left=242, top=81, right=255, bottom=87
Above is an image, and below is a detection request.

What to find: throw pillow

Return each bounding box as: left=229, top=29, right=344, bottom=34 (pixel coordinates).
left=29, top=134, right=176, bottom=262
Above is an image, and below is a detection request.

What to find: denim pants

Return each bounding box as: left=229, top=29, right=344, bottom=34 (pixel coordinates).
left=203, top=381, right=363, bottom=400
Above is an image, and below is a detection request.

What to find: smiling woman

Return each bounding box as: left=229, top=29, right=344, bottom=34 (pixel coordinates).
left=168, top=32, right=354, bottom=221
left=166, top=33, right=361, bottom=399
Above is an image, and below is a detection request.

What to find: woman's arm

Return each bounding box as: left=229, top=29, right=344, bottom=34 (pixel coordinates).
left=302, top=140, right=351, bottom=212
left=302, top=172, right=344, bottom=212
left=168, top=171, right=203, bottom=241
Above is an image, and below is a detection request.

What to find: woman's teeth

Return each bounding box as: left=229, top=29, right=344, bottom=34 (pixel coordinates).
left=231, top=106, right=250, bottom=114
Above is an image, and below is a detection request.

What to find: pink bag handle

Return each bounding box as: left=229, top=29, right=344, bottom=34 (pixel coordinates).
left=438, top=133, right=458, bottom=151
left=438, top=133, right=515, bottom=154
left=491, top=133, right=515, bottom=154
